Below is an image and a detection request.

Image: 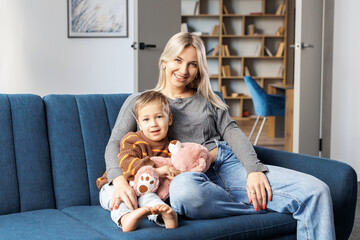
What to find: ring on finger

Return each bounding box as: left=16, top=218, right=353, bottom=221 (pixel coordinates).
left=250, top=190, right=256, bottom=194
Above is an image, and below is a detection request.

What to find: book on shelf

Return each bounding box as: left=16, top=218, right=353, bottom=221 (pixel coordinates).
left=221, top=45, right=226, bottom=56
left=244, top=66, right=251, bottom=76
left=211, top=25, right=219, bottom=36
left=221, top=65, right=231, bottom=77
left=254, top=43, right=261, bottom=57
left=181, top=23, right=188, bottom=32
left=194, top=0, right=200, bottom=15
left=221, top=22, right=227, bottom=35
left=276, top=26, right=284, bottom=36
left=276, top=42, right=285, bottom=57
left=248, top=24, right=255, bottom=35
left=221, top=86, right=228, bottom=97
left=211, top=44, right=219, bottom=56
left=250, top=12, right=263, bottom=15
left=224, top=45, right=230, bottom=56
left=277, top=64, right=285, bottom=77
left=265, top=46, right=273, bottom=57
left=275, top=3, right=287, bottom=15
left=220, top=45, right=230, bottom=57
left=223, top=5, right=228, bottom=14
left=275, top=3, right=284, bottom=15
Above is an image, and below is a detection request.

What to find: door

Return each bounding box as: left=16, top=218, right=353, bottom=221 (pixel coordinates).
left=134, top=0, right=181, bottom=92
left=293, top=0, right=324, bottom=155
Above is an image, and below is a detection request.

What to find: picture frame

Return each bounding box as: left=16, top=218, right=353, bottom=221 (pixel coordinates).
left=67, top=0, right=128, bottom=38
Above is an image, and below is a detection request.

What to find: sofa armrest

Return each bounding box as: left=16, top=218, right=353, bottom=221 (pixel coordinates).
left=254, top=145, right=357, bottom=240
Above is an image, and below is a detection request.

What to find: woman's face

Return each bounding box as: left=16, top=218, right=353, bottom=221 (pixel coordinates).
left=164, top=46, right=199, bottom=91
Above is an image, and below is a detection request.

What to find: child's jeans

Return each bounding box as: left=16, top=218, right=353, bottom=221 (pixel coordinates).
left=99, top=183, right=166, bottom=227
left=169, top=140, right=336, bottom=240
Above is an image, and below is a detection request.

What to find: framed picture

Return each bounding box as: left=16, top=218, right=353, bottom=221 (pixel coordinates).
left=67, top=0, right=128, bottom=38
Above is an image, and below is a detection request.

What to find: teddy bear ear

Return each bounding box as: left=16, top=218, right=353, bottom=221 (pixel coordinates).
left=169, top=140, right=181, bottom=154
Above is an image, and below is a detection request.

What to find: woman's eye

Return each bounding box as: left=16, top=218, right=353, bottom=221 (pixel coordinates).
left=190, top=62, right=197, bottom=67
left=157, top=115, right=163, bottom=119
left=175, top=59, right=181, bottom=63
left=143, top=118, right=149, bottom=121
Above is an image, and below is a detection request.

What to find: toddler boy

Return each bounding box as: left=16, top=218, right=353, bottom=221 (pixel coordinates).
left=97, top=90, right=178, bottom=232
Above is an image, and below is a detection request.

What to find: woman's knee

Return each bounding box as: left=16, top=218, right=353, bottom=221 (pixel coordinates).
left=296, top=176, right=332, bottom=205
left=169, top=172, right=209, bottom=214
left=310, top=178, right=331, bottom=199
left=170, top=172, right=208, bottom=198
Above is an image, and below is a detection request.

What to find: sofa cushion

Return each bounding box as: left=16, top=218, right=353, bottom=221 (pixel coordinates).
left=0, top=94, right=54, bottom=215
left=0, top=209, right=107, bottom=240
left=44, top=94, right=130, bottom=209
left=62, top=205, right=296, bottom=240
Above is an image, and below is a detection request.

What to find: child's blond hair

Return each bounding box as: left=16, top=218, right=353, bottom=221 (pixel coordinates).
left=134, top=90, right=171, bottom=119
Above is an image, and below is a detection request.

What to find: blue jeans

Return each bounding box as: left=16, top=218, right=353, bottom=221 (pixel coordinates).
left=169, top=141, right=335, bottom=240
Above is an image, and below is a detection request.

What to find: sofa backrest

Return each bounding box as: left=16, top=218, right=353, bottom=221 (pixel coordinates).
left=44, top=94, right=130, bottom=209
left=0, top=94, right=55, bottom=215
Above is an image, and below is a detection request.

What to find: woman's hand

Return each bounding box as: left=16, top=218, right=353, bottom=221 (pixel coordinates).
left=246, top=172, right=272, bottom=211
left=155, top=165, right=181, bottom=181
left=110, top=175, right=138, bottom=211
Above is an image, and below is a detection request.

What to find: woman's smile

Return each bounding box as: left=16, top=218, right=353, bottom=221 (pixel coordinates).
left=173, top=73, right=188, bottom=82
left=164, top=46, right=199, bottom=92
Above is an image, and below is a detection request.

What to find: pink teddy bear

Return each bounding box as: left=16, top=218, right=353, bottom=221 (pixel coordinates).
left=132, top=140, right=212, bottom=200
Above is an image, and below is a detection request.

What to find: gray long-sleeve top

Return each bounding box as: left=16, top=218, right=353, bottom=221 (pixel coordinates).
left=105, top=92, right=268, bottom=183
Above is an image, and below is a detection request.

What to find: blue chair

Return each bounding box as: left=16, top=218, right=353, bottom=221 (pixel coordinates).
left=244, top=76, right=285, bottom=145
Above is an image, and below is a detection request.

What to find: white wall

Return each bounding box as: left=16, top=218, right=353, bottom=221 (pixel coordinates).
left=332, top=0, right=360, bottom=180
left=0, top=0, right=134, bottom=96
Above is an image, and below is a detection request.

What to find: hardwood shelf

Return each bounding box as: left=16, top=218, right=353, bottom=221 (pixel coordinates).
left=245, top=14, right=286, bottom=17
left=181, top=14, right=219, bottom=17
left=224, top=96, right=252, bottom=100
left=200, top=35, right=220, bottom=38
left=222, top=14, right=286, bottom=17
left=222, top=35, right=284, bottom=38
left=181, top=0, right=288, bottom=118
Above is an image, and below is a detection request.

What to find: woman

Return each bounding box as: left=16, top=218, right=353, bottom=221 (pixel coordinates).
left=102, top=32, right=335, bottom=239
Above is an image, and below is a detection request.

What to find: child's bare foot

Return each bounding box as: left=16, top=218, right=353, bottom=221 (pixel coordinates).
left=120, top=207, right=152, bottom=232
left=151, top=205, right=178, bottom=229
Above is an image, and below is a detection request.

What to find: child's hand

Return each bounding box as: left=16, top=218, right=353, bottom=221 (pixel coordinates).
left=155, top=165, right=181, bottom=180
left=167, top=166, right=181, bottom=180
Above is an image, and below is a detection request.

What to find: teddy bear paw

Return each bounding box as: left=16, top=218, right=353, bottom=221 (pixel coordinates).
left=136, top=173, right=156, bottom=194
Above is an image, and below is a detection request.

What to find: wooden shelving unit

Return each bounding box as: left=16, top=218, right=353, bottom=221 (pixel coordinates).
left=181, top=0, right=288, bottom=120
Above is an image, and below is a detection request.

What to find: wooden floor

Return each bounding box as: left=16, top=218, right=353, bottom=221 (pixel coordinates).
left=236, top=119, right=285, bottom=151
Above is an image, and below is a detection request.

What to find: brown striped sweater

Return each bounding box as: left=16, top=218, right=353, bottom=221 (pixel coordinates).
left=96, top=131, right=171, bottom=190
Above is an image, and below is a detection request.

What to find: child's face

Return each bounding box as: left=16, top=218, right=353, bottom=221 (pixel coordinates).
left=136, top=102, right=172, bottom=142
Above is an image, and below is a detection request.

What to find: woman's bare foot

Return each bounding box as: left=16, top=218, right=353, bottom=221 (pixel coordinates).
left=151, top=205, right=178, bottom=229
left=120, top=207, right=152, bottom=232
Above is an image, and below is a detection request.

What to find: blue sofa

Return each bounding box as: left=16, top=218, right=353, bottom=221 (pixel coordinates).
left=0, top=93, right=357, bottom=240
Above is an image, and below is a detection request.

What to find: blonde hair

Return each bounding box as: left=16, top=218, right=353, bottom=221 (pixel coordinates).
left=155, top=32, right=228, bottom=110
left=134, top=90, right=171, bottom=119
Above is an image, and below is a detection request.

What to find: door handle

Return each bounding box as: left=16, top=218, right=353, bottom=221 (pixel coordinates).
left=289, top=42, right=314, bottom=50
left=139, top=42, right=156, bottom=50
left=302, top=43, right=314, bottom=48
left=131, top=42, right=157, bottom=50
